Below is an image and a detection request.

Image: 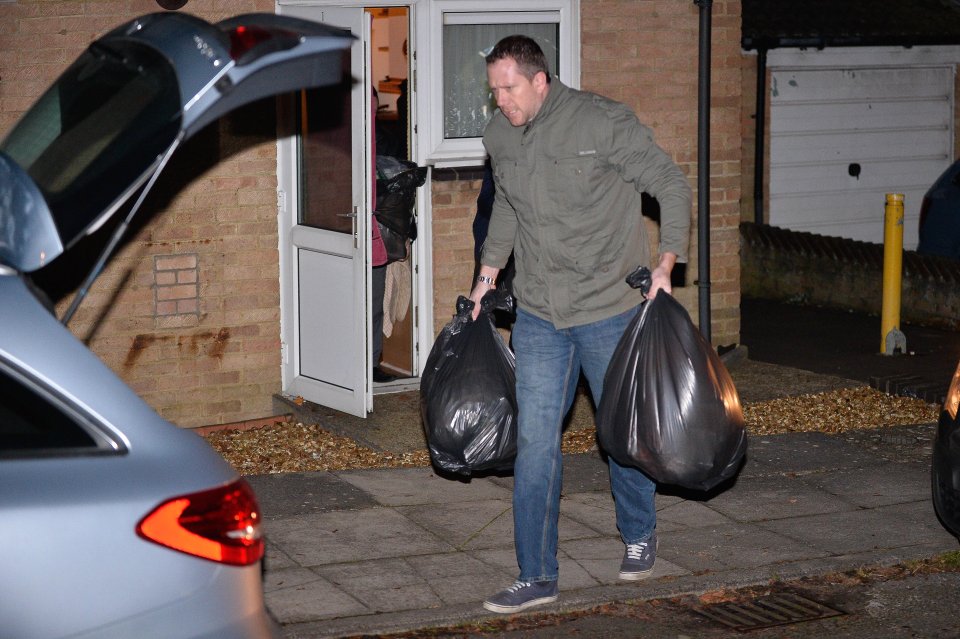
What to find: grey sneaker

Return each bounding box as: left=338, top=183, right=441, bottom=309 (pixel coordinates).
left=482, top=580, right=559, bottom=614
left=619, top=531, right=657, bottom=580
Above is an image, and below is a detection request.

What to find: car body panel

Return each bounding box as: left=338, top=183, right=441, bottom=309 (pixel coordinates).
left=0, top=274, right=268, bottom=639
left=918, top=159, right=960, bottom=260
left=932, top=361, right=960, bottom=538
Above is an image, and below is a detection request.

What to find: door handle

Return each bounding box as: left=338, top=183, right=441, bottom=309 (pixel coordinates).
left=337, top=206, right=358, bottom=246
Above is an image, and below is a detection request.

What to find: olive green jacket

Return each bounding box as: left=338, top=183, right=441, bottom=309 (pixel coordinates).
left=481, top=80, right=691, bottom=329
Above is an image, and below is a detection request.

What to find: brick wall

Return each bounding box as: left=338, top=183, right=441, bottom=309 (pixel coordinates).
left=80, top=116, right=283, bottom=428
left=1, top=0, right=279, bottom=428
left=430, top=167, right=487, bottom=323
left=955, top=64, right=960, bottom=155
left=578, top=0, right=744, bottom=346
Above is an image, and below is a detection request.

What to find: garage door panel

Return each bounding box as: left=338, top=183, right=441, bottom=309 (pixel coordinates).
left=770, top=161, right=942, bottom=194
left=769, top=64, right=953, bottom=251
left=769, top=181, right=928, bottom=211
left=770, top=162, right=946, bottom=196
left=770, top=203, right=921, bottom=234
left=774, top=163, right=948, bottom=191
left=769, top=216, right=922, bottom=248
left=771, top=99, right=950, bottom=133
left=772, top=67, right=953, bottom=102
left=770, top=193, right=924, bottom=246
left=771, top=129, right=950, bottom=163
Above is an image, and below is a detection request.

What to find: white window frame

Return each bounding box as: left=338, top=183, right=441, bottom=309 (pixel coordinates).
left=423, top=0, right=580, bottom=168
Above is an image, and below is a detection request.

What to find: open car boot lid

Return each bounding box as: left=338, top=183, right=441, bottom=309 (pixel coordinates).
left=0, top=12, right=352, bottom=277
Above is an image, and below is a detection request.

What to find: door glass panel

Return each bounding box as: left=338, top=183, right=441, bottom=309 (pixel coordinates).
left=297, top=56, right=354, bottom=232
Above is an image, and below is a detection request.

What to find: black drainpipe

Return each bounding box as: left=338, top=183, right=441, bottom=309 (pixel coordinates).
left=695, top=0, right=712, bottom=343
left=753, top=48, right=767, bottom=225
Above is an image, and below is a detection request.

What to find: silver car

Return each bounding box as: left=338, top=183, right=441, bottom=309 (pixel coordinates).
left=0, top=12, right=351, bottom=639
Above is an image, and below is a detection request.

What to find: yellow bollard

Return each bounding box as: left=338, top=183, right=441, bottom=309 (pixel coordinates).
left=881, top=193, right=906, bottom=355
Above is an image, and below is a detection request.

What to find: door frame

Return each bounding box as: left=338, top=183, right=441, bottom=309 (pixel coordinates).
left=277, top=4, right=372, bottom=417
left=276, top=0, right=432, bottom=412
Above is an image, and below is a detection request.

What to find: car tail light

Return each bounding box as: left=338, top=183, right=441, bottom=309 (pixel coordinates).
left=226, top=24, right=299, bottom=64
left=946, top=363, right=960, bottom=421
left=137, top=479, right=264, bottom=566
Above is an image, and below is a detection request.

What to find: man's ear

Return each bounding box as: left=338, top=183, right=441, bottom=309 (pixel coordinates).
left=533, top=71, right=549, bottom=92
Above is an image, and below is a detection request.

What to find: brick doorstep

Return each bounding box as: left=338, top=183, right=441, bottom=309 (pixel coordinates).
left=193, top=414, right=292, bottom=435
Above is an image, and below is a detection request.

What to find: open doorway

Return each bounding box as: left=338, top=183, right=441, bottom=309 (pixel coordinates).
left=367, top=6, right=415, bottom=386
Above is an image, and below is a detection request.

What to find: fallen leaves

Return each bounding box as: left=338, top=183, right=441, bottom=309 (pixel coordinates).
left=204, top=421, right=431, bottom=475
left=203, top=386, right=939, bottom=476
left=743, top=386, right=938, bottom=435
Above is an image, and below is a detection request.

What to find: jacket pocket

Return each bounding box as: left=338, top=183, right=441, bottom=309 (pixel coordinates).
left=566, top=238, right=619, bottom=310
left=553, top=154, right=597, bottom=209
left=494, top=160, right=533, bottom=212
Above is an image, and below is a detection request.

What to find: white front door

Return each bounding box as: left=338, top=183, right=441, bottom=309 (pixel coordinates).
left=278, top=5, right=373, bottom=417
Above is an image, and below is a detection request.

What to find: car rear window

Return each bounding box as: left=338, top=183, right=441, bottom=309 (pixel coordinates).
left=0, top=365, right=121, bottom=459
left=0, top=40, right=182, bottom=243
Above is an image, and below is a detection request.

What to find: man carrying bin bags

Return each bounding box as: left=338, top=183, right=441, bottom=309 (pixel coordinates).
left=467, top=35, right=692, bottom=613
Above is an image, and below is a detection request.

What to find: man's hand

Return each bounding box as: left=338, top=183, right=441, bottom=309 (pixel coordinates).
left=647, top=252, right=678, bottom=299
left=469, top=266, right=501, bottom=319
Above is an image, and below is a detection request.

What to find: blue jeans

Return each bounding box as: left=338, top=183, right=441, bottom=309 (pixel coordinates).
left=511, top=305, right=656, bottom=583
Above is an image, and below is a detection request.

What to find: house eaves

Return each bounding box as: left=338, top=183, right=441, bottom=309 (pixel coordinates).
left=742, top=0, right=960, bottom=50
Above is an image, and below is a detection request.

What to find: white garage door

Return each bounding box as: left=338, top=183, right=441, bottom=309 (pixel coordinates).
left=769, top=65, right=954, bottom=250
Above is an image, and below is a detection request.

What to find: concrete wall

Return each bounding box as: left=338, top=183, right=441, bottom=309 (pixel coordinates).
left=741, top=222, right=960, bottom=330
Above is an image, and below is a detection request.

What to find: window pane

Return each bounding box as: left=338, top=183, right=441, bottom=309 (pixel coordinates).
left=297, top=64, right=354, bottom=233
left=0, top=367, right=103, bottom=457
left=0, top=42, right=181, bottom=240
left=442, top=22, right=559, bottom=139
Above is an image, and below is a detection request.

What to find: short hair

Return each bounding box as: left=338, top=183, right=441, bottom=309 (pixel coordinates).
left=485, top=35, right=551, bottom=83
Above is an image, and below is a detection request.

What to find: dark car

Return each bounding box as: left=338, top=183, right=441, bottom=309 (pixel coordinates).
left=932, top=360, right=960, bottom=539
left=0, top=11, right=351, bottom=639
left=918, top=159, right=960, bottom=260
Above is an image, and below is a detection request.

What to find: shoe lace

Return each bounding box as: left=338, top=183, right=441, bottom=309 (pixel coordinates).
left=506, top=580, right=532, bottom=593
left=625, top=540, right=649, bottom=560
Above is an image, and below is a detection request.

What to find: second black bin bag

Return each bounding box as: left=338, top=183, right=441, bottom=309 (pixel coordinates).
left=596, top=270, right=747, bottom=491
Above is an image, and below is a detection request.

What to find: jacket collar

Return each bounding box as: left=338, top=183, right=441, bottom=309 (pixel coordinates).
left=524, top=77, right=569, bottom=134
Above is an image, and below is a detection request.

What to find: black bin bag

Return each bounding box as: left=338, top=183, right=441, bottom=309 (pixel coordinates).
left=596, top=268, right=747, bottom=491
left=375, top=156, right=427, bottom=263
left=420, top=291, right=517, bottom=475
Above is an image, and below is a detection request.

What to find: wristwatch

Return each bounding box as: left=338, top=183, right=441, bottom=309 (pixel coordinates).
left=476, top=275, right=495, bottom=286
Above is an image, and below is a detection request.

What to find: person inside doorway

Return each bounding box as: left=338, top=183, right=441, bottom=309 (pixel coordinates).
left=371, top=88, right=394, bottom=383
